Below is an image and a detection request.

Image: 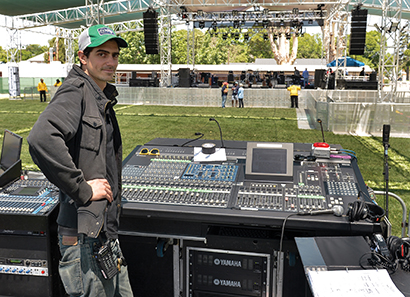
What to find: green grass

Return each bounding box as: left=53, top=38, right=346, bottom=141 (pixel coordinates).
left=1, top=99, right=410, bottom=236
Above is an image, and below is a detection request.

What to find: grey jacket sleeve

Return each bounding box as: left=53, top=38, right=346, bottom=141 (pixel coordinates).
left=27, top=79, right=93, bottom=206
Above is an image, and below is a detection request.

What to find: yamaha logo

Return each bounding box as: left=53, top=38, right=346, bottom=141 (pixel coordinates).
left=213, top=258, right=242, bottom=267
left=213, top=278, right=241, bottom=288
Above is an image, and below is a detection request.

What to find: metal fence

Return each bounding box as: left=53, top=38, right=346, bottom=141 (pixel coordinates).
left=306, top=90, right=410, bottom=137
left=116, top=86, right=292, bottom=108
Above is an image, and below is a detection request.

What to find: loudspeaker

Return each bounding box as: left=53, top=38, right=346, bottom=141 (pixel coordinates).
left=314, top=69, right=326, bottom=88
left=349, top=9, right=367, bottom=55
left=179, top=68, right=191, bottom=87
left=131, top=71, right=137, bottom=80
left=228, top=71, right=234, bottom=83
left=369, top=72, right=377, bottom=81
left=143, top=9, right=159, bottom=55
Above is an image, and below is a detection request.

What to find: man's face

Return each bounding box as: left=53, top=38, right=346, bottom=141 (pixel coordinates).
left=78, top=40, right=120, bottom=89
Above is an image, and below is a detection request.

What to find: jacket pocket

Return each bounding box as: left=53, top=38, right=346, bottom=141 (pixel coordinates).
left=80, top=115, right=102, bottom=152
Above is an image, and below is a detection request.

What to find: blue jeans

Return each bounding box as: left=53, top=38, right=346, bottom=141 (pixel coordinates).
left=222, top=94, right=227, bottom=108
left=58, top=235, right=134, bottom=297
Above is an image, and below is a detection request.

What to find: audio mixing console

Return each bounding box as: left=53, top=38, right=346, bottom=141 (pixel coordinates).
left=0, top=178, right=62, bottom=297
left=120, top=138, right=379, bottom=236
left=122, top=142, right=359, bottom=214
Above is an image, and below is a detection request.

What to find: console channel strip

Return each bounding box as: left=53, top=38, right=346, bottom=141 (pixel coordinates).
left=0, top=179, right=59, bottom=215
left=122, top=156, right=238, bottom=208
left=234, top=159, right=358, bottom=213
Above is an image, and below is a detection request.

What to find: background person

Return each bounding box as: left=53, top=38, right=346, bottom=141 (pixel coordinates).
left=287, top=84, right=301, bottom=108
left=37, top=78, right=48, bottom=102
left=238, top=83, right=244, bottom=108
left=27, top=24, right=133, bottom=297
left=231, top=81, right=239, bottom=107
left=302, top=68, right=309, bottom=88
left=54, top=79, right=62, bottom=87
left=221, top=81, right=228, bottom=108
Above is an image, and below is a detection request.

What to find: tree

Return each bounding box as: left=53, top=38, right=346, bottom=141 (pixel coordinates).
left=297, top=33, right=323, bottom=59
left=349, top=30, right=382, bottom=70
left=20, top=44, right=48, bottom=61
left=0, top=46, right=6, bottom=63
left=119, top=31, right=160, bottom=64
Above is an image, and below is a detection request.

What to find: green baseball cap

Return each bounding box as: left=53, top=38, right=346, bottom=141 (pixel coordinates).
left=78, top=24, right=128, bottom=51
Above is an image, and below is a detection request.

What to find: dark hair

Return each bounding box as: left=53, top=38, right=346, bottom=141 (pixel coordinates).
left=79, top=47, right=93, bottom=69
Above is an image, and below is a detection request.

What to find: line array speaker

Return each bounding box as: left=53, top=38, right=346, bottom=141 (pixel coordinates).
left=349, top=9, right=368, bottom=55
left=143, top=9, right=159, bottom=55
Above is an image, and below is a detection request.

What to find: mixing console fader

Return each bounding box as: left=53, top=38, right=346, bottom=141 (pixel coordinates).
left=122, top=154, right=237, bottom=208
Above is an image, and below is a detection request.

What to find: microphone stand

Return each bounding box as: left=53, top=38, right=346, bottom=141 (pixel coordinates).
left=383, top=141, right=389, bottom=219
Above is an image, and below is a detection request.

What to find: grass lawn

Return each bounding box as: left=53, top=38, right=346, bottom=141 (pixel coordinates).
left=1, top=98, right=409, bottom=236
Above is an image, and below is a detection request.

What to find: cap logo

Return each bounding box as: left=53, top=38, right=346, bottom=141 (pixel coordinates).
left=97, top=27, right=115, bottom=36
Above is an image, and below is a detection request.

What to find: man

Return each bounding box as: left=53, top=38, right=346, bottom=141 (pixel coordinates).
left=231, top=81, right=239, bottom=107
left=359, top=67, right=365, bottom=77
left=27, top=25, right=133, bottom=297
left=221, top=81, right=228, bottom=108
left=302, top=68, right=309, bottom=88
left=287, top=84, right=301, bottom=108
left=293, top=67, right=301, bottom=85
left=37, top=78, right=48, bottom=102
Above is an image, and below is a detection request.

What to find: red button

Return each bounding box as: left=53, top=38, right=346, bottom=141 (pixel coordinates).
left=313, top=142, right=330, bottom=148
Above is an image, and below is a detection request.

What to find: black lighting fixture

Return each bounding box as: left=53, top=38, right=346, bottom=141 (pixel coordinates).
left=292, top=20, right=299, bottom=27
left=273, top=34, right=278, bottom=41
left=263, top=20, right=269, bottom=28
left=180, top=6, right=188, bottom=19
left=280, top=19, right=285, bottom=26
left=211, top=21, right=217, bottom=30
left=292, top=8, right=299, bottom=15
left=222, top=33, right=228, bottom=40
left=244, top=33, right=249, bottom=41
left=199, top=21, right=205, bottom=29
left=233, top=20, right=240, bottom=29
left=263, top=33, right=268, bottom=41
left=263, top=9, right=269, bottom=16
left=308, top=19, right=313, bottom=25
left=234, top=32, right=240, bottom=40
left=286, top=33, right=291, bottom=40
left=232, top=10, right=239, bottom=17
left=197, top=9, right=204, bottom=17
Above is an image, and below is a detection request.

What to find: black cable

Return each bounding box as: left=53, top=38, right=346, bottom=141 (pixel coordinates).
left=279, top=213, right=298, bottom=256
left=180, top=132, right=204, bottom=147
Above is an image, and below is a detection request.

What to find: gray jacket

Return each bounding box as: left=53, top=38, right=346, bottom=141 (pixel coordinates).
left=28, top=65, right=122, bottom=239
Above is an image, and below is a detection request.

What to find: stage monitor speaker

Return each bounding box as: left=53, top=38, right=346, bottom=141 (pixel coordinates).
left=179, top=68, right=191, bottom=87
left=349, top=9, right=367, bottom=55
left=228, top=72, right=234, bottom=83
left=314, top=69, right=326, bottom=89
left=131, top=71, right=137, bottom=80
left=143, top=9, right=159, bottom=55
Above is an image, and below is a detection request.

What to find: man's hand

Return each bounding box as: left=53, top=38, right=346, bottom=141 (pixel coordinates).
left=87, top=179, right=113, bottom=203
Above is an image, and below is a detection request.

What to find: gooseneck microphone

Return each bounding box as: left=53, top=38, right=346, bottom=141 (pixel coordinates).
left=382, top=124, right=391, bottom=219
left=180, top=132, right=204, bottom=147
left=209, top=118, right=225, bottom=148
left=298, top=205, right=344, bottom=217
left=317, top=118, right=326, bottom=143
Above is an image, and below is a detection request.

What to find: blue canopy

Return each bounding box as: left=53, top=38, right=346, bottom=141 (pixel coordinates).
left=327, top=57, right=365, bottom=67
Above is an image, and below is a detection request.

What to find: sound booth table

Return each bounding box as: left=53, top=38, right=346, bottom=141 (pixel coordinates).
left=118, top=138, right=387, bottom=297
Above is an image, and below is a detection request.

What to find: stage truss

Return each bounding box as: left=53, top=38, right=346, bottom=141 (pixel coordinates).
left=1, top=0, right=410, bottom=98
